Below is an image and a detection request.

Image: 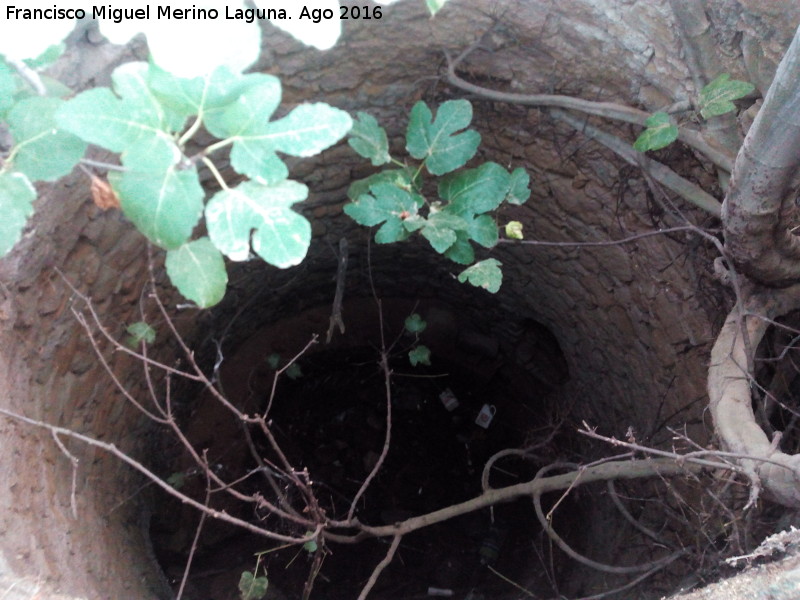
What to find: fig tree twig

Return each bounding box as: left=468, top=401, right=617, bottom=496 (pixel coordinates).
left=326, top=237, right=348, bottom=344
left=176, top=459, right=211, bottom=600
left=356, top=534, right=402, bottom=600
left=50, top=430, right=79, bottom=519
left=0, top=405, right=322, bottom=544
left=532, top=463, right=685, bottom=574
left=498, top=225, right=706, bottom=248
left=549, top=108, right=721, bottom=216
left=444, top=37, right=735, bottom=172
left=347, top=348, right=393, bottom=522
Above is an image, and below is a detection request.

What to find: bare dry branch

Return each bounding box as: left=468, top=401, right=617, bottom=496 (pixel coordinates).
left=50, top=430, right=79, bottom=520
left=499, top=225, right=708, bottom=248
left=356, top=535, right=402, bottom=600
left=0, top=405, right=322, bottom=544
left=532, top=466, right=684, bottom=574
left=348, top=351, right=393, bottom=522
left=175, top=461, right=211, bottom=600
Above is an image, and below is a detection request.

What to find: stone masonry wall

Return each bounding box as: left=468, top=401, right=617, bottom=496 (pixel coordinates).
left=0, top=1, right=798, bottom=598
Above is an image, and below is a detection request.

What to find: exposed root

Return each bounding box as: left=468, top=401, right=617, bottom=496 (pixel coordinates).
left=708, top=283, right=800, bottom=508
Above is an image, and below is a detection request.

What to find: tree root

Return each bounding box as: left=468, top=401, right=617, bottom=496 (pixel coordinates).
left=532, top=463, right=686, bottom=575
left=708, top=283, right=800, bottom=508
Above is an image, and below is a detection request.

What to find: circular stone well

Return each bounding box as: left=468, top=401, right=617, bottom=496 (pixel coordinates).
left=1, top=1, right=800, bottom=599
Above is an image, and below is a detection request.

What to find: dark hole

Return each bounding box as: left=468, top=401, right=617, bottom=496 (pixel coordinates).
left=149, top=314, right=575, bottom=599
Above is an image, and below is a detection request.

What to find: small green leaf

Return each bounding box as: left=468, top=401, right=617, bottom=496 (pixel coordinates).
left=402, top=214, right=426, bottom=232
left=404, top=313, right=427, bottom=334
left=422, top=227, right=456, bottom=254
left=262, top=102, right=353, bottom=156
left=458, top=258, right=502, bottom=293
left=109, top=164, right=204, bottom=249
left=286, top=363, right=303, bottom=380
left=147, top=64, right=256, bottom=121
left=344, top=182, right=418, bottom=244
left=344, top=188, right=396, bottom=227
left=238, top=571, right=269, bottom=600
left=201, top=72, right=282, bottom=128
left=206, top=81, right=352, bottom=183
left=0, top=172, right=36, bottom=256
left=203, top=75, right=281, bottom=180
left=267, top=353, right=281, bottom=369
left=409, top=345, right=431, bottom=366
left=348, top=111, right=391, bottom=166
left=505, top=221, right=524, bottom=240
left=699, top=73, right=755, bottom=119
left=347, top=169, right=420, bottom=204
left=420, top=211, right=468, bottom=253
left=426, top=0, right=449, bottom=15
left=205, top=180, right=311, bottom=267
left=375, top=216, right=411, bottom=244
left=301, top=531, right=318, bottom=551
left=7, top=96, right=87, bottom=181
left=466, top=214, right=498, bottom=248
left=125, top=321, right=156, bottom=348
left=110, top=61, right=186, bottom=147
left=444, top=232, right=475, bottom=265
left=165, top=238, right=229, bottom=308
left=57, top=63, right=184, bottom=171
left=633, top=111, right=679, bottom=152
left=57, top=88, right=133, bottom=151
left=439, top=162, right=512, bottom=215
left=505, top=168, right=531, bottom=205
left=406, top=99, right=480, bottom=175
left=166, top=472, right=186, bottom=490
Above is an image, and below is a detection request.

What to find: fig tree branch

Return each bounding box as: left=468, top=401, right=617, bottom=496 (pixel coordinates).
left=722, top=24, right=800, bottom=284
left=349, top=457, right=708, bottom=540
left=549, top=108, right=721, bottom=216
left=498, top=225, right=709, bottom=248
left=444, top=36, right=735, bottom=172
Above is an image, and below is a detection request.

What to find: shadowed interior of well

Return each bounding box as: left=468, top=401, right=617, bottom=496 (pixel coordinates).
left=1, top=2, right=799, bottom=600
left=146, top=289, right=576, bottom=599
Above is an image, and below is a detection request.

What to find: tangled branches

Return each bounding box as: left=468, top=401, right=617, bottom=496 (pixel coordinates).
left=0, top=269, right=782, bottom=600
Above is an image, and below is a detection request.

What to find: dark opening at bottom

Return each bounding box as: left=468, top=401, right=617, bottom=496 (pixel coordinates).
left=148, top=315, right=575, bottom=600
